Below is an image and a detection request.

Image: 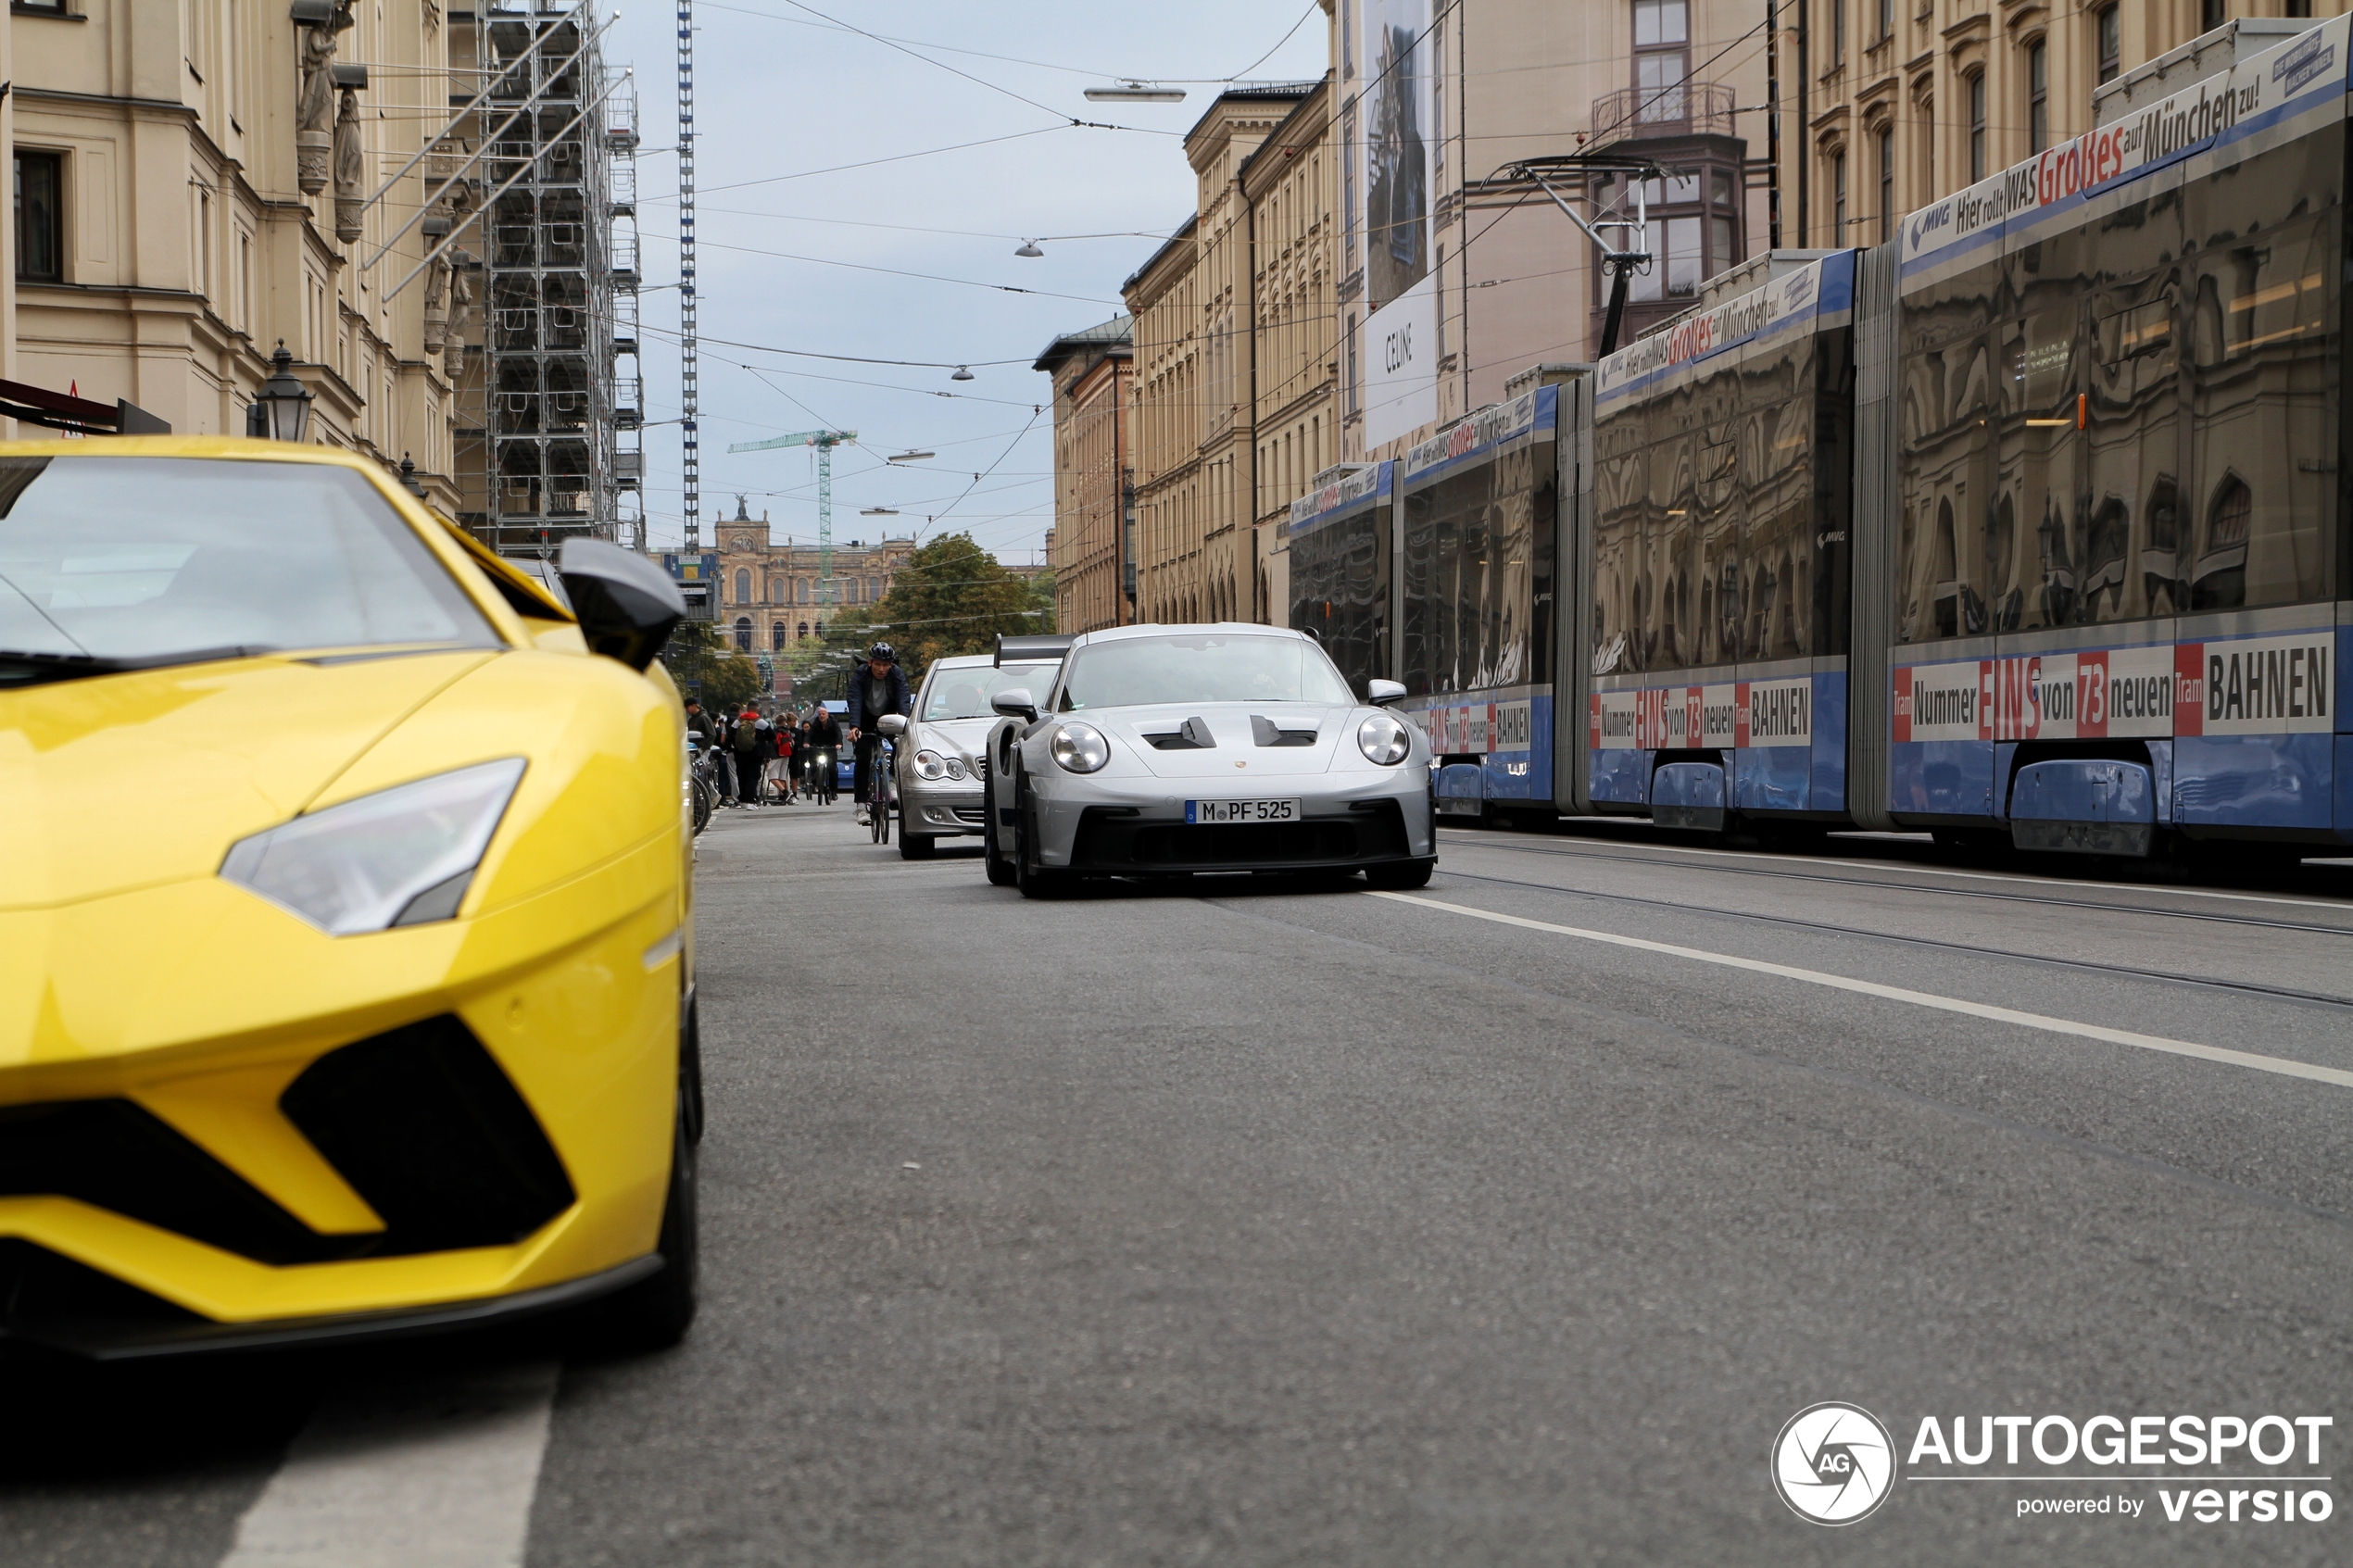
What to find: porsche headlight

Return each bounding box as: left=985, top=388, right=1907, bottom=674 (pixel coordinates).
left=219, top=758, right=527, bottom=935
left=1049, top=721, right=1111, bottom=773
left=913, top=748, right=949, bottom=781
left=1357, top=712, right=1412, bottom=766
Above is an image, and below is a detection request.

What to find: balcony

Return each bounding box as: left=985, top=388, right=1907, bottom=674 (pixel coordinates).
left=1587, top=81, right=1737, bottom=151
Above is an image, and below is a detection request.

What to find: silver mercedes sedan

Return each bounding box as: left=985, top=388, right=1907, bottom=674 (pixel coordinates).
left=980, top=624, right=1435, bottom=897
left=887, top=650, right=1069, bottom=859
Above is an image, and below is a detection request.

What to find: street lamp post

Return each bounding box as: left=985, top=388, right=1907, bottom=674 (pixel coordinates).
left=251, top=343, right=315, bottom=443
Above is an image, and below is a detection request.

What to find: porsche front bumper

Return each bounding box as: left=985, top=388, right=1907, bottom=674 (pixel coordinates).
left=0, top=833, right=682, bottom=1359
left=1029, top=771, right=1435, bottom=875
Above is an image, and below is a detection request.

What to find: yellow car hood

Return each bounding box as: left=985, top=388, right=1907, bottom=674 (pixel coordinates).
left=0, top=650, right=494, bottom=909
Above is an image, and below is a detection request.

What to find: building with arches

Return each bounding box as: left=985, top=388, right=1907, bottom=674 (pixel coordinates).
left=709, top=495, right=912, bottom=653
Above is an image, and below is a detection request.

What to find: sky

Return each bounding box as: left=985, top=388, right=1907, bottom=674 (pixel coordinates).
left=606, top=1, right=1333, bottom=566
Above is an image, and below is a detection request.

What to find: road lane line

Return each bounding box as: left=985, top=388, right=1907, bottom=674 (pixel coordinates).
left=219, top=1361, right=560, bottom=1568
left=1366, top=890, right=2353, bottom=1091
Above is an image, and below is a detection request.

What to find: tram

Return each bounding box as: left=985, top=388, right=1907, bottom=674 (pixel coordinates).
left=1291, top=14, right=2350, bottom=860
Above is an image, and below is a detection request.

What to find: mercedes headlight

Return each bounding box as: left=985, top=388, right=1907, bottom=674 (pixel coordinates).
left=1357, top=712, right=1412, bottom=765
left=1050, top=721, right=1111, bottom=773
left=913, top=748, right=949, bottom=781
left=220, top=758, right=527, bottom=935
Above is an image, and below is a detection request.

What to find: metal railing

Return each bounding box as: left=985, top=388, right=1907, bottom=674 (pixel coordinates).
left=1587, top=81, right=1736, bottom=148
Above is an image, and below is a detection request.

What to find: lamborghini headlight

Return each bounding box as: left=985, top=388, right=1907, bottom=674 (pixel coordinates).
left=220, top=758, right=527, bottom=935
left=1050, top=721, right=1111, bottom=773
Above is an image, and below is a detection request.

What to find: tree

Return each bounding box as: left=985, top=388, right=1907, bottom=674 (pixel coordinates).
left=660, top=621, right=765, bottom=710
left=862, top=533, right=1049, bottom=684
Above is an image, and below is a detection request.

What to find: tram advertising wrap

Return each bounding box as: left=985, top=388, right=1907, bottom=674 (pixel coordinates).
left=1286, top=461, right=1391, bottom=695
left=1396, top=385, right=1558, bottom=819
left=1585, top=252, right=1857, bottom=823
left=1885, top=12, right=2352, bottom=846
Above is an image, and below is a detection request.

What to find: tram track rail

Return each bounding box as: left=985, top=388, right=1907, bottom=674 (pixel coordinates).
left=1423, top=863, right=2353, bottom=1015
left=1434, top=828, right=2353, bottom=939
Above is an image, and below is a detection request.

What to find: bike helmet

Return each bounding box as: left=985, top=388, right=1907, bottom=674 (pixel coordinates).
left=867, top=641, right=896, bottom=663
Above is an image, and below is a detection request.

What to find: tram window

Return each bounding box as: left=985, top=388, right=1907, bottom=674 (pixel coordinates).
left=1896, top=258, right=1999, bottom=645
left=2180, top=129, right=2339, bottom=613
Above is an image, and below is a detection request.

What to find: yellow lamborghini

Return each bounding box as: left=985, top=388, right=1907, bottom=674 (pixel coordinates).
left=0, top=438, right=699, bottom=1358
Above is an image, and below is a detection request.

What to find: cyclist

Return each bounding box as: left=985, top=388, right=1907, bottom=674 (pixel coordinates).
left=804, top=702, right=844, bottom=804
left=846, top=641, right=911, bottom=827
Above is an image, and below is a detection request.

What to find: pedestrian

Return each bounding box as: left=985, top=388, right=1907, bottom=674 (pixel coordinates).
left=760, top=715, right=792, bottom=804
left=711, top=708, right=738, bottom=806
left=682, top=696, right=715, bottom=750
left=845, top=642, right=911, bottom=827
left=730, top=706, right=765, bottom=807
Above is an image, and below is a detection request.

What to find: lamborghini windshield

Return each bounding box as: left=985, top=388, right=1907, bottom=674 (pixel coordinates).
left=0, top=457, right=497, bottom=684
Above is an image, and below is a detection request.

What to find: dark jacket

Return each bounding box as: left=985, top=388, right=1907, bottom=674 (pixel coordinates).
left=848, top=664, right=912, bottom=731
left=683, top=709, right=715, bottom=748
left=804, top=713, right=842, bottom=750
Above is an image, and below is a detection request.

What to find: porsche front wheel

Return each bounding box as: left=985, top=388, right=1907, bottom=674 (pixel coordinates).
left=983, top=783, right=1016, bottom=885
left=1013, top=772, right=1071, bottom=900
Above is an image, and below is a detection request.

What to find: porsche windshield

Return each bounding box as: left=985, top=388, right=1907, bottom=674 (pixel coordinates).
left=0, top=457, right=497, bottom=683
left=923, top=662, right=1059, bottom=721
left=1059, top=634, right=1352, bottom=710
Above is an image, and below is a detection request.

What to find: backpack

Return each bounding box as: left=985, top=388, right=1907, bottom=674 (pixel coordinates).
left=732, top=720, right=761, bottom=756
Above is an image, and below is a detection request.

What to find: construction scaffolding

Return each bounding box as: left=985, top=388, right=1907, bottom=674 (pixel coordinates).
left=448, top=2, right=638, bottom=556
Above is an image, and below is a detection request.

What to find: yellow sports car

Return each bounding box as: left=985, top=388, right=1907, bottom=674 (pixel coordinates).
left=0, top=438, right=699, bottom=1358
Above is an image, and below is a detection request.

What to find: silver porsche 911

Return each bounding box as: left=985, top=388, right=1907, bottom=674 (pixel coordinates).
left=978, top=624, right=1436, bottom=897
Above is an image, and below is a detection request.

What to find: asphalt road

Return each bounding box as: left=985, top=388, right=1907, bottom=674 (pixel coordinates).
left=8, top=801, right=2353, bottom=1565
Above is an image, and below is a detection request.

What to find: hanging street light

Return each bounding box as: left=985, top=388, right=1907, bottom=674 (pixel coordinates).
left=950, top=366, right=975, bottom=382
left=860, top=507, right=900, bottom=516
left=886, top=448, right=935, bottom=463
left=1013, top=240, right=1045, bottom=258
left=1085, top=82, right=1185, bottom=103
left=251, top=342, right=314, bottom=443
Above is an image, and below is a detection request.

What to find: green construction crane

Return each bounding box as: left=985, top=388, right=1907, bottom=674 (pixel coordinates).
left=726, top=428, right=856, bottom=604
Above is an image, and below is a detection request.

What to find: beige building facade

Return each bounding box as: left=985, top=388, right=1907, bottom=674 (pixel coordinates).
left=711, top=497, right=912, bottom=654
left=1780, top=0, right=2352, bottom=252
left=1035, top=316, right=1132, bottom=635
left=1337, top=0, right=1773, bottom=464
left=6, top=0, right=485, bottom=507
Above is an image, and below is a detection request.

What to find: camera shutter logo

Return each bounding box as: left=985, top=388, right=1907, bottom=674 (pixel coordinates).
left=1771, top=1402, right=1898, bottom=1524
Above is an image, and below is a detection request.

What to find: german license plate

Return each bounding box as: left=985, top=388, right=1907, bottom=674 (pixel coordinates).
left=1185, top=797, right=1300, bottom=824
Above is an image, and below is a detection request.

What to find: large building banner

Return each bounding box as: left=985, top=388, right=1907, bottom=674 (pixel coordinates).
left=1359, top=0, right=1436, bottom=448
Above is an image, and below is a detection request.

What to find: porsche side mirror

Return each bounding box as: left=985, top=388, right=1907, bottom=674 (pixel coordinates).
left=558, top=539, right=686, bottom=672
left=991, top=687, right=1038, bottom=721
left=1368, top=679, right=1407, bottom=707
left=877, top=713, right=907, bottom=736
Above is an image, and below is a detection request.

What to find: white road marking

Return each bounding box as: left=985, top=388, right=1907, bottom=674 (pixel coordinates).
left=220, top=1361, right=560, bottom=1568
left=1368, top=891, right=2353, bottom=1091
left=1435, top=828, right=2353, bottom=914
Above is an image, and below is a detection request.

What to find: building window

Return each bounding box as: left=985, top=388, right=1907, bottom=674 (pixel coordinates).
left=1968, top=71, right=1987, bottom=182
left=772, top=622, right=786, bottom=651
left=1878, top=0, right=1892, bottom=43
left=2288, top=0, right=2312, bottom=17
left=797, top=621, right=810, bottom=640
left=733, top=617, right=752, bottom=652
left=1632, top=0, right=1690, bottom=123
left=2027, top=41, right=2049, bottom=154
left=1832, top=150, right=1848, bottom=241
left=2201, top=0, right=2225, bottom=33
left=768, top=575, right=783, bottom=602
left=867, top=576, right=880, bottom=602
left=1832, top=0, right=1845, bottom=63
left=2097, top=6, right=2121, bottom=83
left=1878, top=127, right=1894, bottom=244
left=15, top=152, right=63, bottom=283
left=735, top=568, right=750, bottom=604
left=1593, top=165, right=1733, bottom=305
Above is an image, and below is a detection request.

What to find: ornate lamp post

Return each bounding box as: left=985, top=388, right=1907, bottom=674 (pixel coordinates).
left=251, top=342, right=315, bottom=443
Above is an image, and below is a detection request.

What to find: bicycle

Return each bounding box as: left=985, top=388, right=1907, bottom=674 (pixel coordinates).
left=807, top=748, right=837, bottom=806
left=686, top=743, right=716, bottom=836
left=865, top=737, right=894, bottom=845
